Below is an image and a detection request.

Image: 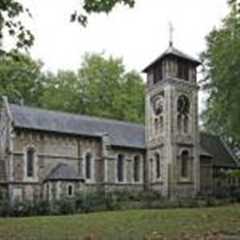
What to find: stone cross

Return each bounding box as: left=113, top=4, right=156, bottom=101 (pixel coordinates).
left=169, top=22, right=174, bottom=47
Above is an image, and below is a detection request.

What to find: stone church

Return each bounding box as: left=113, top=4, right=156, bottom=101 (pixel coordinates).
left=0, top=43, right=238, bottom=202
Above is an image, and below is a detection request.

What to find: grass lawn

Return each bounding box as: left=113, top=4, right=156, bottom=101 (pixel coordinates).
left=0, top=205, right=240, bottom=240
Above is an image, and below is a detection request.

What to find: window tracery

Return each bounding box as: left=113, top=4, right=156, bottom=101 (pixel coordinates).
left=177, top=95, right=190, bottom=134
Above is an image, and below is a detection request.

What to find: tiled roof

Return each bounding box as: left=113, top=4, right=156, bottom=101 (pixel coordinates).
left=9, top=104, right=237, bottom=168
left=143, top=45, right=201, bottom=72
left=200, top=132, right=238, bottom=168
left=9, top=104, right=145, bottom=149
left=46, top=163, right=82, bottom=181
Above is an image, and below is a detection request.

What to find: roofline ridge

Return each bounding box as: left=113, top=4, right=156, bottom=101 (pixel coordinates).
left=9, top=103, right=144, bottom=128
left=143, top=45, right=201, bottom=72
left=219, top=137, right=239, bottom=167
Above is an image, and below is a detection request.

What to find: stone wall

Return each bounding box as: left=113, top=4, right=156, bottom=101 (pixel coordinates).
left=0, top=102, right=12, bottom=183
left=103, top=146, right=145, bottom=192
left=43, top=180, right=85, bottom=200
left=8, top=129, right=103, bottom=201
left=6, top=128, right=145, bottom=201
left=145, top=64, right=200, bottom=198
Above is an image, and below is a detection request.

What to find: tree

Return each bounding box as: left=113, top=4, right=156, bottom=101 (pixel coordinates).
left=39, top=70, right=82, bottom=114
left=201, top=0, right=240, bottom=147
left=0, top=51, right=43, bottom=105
left=0, top=0, right=34, bottom=51
left=0, top=0, right=135, bottom=51
left=41, top=53, right=145, bottom=123
left=70, top=0, right=135, bottom=26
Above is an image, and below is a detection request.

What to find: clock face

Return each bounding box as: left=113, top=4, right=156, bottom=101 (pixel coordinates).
left=152, top=95, right=164, bottom=115
left=177, top=95, right=190, bottom=114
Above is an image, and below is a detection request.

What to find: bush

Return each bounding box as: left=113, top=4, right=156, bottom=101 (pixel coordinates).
left=0, top=189, right=238, bottom=218
left=54, top=198, right=76, bottom=215
left=0, top=199, right=11, bottom=217
left=104, top=192, right=121, bottom=211
left=33, top=200, right=51, bottom=216
left=11, top=200, right=35, bottom=217
left=75, top=192, right=104, bottom=213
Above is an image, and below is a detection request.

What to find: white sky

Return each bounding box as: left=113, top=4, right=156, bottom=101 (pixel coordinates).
left=19, top=0, right=228, bottom=73
left=7, top=0, right=229, bottom=113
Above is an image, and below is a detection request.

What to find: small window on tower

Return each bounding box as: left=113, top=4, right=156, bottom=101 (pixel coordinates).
left=154, top=118, right=158, bottom=133
left=177, top=114, right=182, bottom=132
left=153, top=63, right=162, bottom=83
left=159, top=116, right=164, bottom=132
left=181, top=150, right=189, bottom=178
left=155, top=153, right=161, bottom=179
left=184, top=115, right=189, bottom=134
left=177, top=60, right=189, bottom=81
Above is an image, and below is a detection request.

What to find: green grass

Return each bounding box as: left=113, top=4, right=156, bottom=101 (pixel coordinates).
left=0, top=205, right=240, bottom=240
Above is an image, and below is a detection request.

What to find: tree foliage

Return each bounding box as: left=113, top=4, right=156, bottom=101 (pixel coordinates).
left=0, top=51, right=43, bottom=105
left=0, top=0, right=135, bottom=50
left=0, top=51, right=144, bottom=123
left=201, top=0, right=240, bottom=147
left=0, top=0, right=34, bottom=51
left=71, top=0, right=135, bottom=26
left=39, top=70, right=83, bottom=114
left=40, top=53, right=145, bottom=123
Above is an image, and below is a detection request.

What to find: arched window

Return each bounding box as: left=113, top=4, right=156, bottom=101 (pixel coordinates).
left=67, top=185, right=73, bottom=197
left=159, top=116, right=164, bottom=132
left=177, top=95, right=190, bottom=135
left=181, top=150, right=189, bottom=178
left=85, top=153, right=92, bottom=180
left=154, top=118, right=158, bottom=134
left=133, top=156, right=141, bottom=182
left=117, top=154, right=124, bottom=182
left=26, top=148, right=35, bottom=178
left=177, top=114, right=182, bottom=132
left=177, top=95, right=190, bottom=115
left=156, top=153, right=161, bottom=179
left=184, top=115, right=189, bottom=133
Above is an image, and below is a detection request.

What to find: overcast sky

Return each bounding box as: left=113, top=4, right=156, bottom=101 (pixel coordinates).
left=19, top=0, right=228, bottom=73
left=12, top=0, right=229, bottom=113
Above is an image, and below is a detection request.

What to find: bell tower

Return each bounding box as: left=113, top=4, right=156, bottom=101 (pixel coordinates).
left=143, top=37, right=201, bottom=198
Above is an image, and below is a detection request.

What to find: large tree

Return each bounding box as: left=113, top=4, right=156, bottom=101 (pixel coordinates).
left=201, top=0, right=240, bottom=148
left=39, top=70, right=83, bottom=114
left=40, top=53, right=145, bottom=123
left=0, top=0, right=135, bottom=51
left=0, top=51, right=44, bottom=105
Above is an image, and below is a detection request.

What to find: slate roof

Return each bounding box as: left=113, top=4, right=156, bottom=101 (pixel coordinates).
left=8, top=104, right=237, bottom=168
left=45, top=163, right=83, bottom=181
left=200, top=132, right=238, bottom=168
left=9, top=104, right=145, bottom=149
left=143, top=45, right=201, bottom=72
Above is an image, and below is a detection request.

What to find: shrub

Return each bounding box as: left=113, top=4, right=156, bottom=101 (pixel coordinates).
left=54, top=198, right=76, bottom=215
left=33, top=200, right=51, bottom=216
left=75, top=192, right=105, bottom=213
left=104, top=192, right=121, bottom=211
left=0, top=189, right=238, bottom=218
left=11, top=200, right=35, bottom=217
left=0, top=199, right=11, bottom=217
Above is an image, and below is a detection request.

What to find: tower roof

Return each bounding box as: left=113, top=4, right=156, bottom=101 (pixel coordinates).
left=143, top=45, right=201, bottom=73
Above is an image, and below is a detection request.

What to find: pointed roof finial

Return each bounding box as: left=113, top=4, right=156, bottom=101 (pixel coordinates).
left=169, top=22, right=174, bottom=47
